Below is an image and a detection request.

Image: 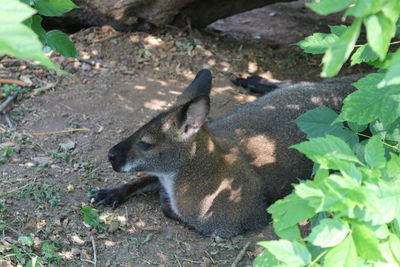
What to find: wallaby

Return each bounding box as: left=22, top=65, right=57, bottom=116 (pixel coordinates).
left=91, top=69, right=361, bottom=238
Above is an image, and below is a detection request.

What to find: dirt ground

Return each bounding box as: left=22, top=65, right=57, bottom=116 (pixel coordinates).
left=0, top=1, right=369, bottom=266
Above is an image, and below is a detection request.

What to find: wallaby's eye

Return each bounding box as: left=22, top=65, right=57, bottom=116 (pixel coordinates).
left=137, top=141, right=154, bottom=151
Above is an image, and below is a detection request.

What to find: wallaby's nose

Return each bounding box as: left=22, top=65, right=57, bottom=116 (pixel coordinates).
left=108, top=150, right=117, bottom=162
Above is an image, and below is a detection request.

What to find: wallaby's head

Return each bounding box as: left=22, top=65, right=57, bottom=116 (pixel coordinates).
left=108, top=69, right=212, bottom=174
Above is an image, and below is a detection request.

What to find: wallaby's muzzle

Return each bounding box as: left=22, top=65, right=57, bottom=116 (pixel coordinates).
left=108, top=139, right=130, bottom=172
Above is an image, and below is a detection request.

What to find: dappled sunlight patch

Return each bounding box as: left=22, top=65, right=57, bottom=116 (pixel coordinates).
left=218, top=61, right=231, bottom=72
left=199, top=178, right=242, bottom=221
left=144, top=35, right=164, bottom=49
left=207, top=58, right=216, bottom=66
left=144, top=99, right=167, bottom=110
left=247, top=61, right=258, bottom=73
left=104, top=239, right=116, bottom=246
left=223, top=147, right=239, bottom=165
left=233, top=94, right=257, bottom=104
left=134, top=85, right=146, bottom=90
left=69, top=234, right=85, bottom=245
left=134, top=219, right=147, bottom=228
left=213, top=86, right=231, bottom=94
left=60, top=250, right=74, bottom=260
left=207, top=137, right=215, bottom=153
left=169, top=90, right=181, bottom=95
left=285, top=104, right=300, bottom=110
left=243, top=134, right=276, bottom=167
left=262, top=104, right=276, bottom=110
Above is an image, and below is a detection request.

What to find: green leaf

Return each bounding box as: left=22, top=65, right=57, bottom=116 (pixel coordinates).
left=45, top=30, right=77, bottom=57
left=0, top=0, right=60, bottom=71
left=323, top=234, right=359, bottom=267
left=294, top=107, right=342, bottom=138
left=31, top=15, right=46, bottom=44
left=34, top=0, right=77, bottom=17
left=378, top=48, right=400, bottom=87
left=59, top=139, right=76, bottom=150
left=258, top=240, right=311, bottom=267
left=364, top=135, right=386, bottom=168
left=348, top=121, right=368, bottom=133
left=325, top=174, right=367, bottom=206
left=329, top=25, right=347, bottom=36
left=370, top=52, right=395, bottom=69
left=307, top=0, right=354, bottom=15
left=381, top=0, right=400, bottom=24
left=364, top=13, right=396, bottom=60
left=268, top=194, right=315, bottom=239
left=376, top=241, right=398, bottom=267
left=338, top=162, right=362, bottom=183
left=18, top=236, right=35, bottom=247
left=364, top=182, right=400, bottom=224
left=341, top=73, right=400, bottom=125
left=350, top=44, right=379, bottom=66
left=387, top=153, right=400, bottom=180
left=295, top=107, right=358, bottom=147
left=371, top=118, right=400, bottom=142
left=295, top=181, right=324, bottom=211
left=345, top=0, right=385, bottom=17
left=352, top=222, right=386, bottom=262
left=296, top=33, right=339, bottom=54
left=253, top=248, right=284, bottom=267
left=306, top=218, right=349, bottom=248
left=275, top=224, right=301, bottom=241
left=322, top=18, right=361, bottom=77
left=80, top=206, right=100, bottom=227
left=291, top=135, right=361, bottom=169
left=389, top=233, right=400, bottom=265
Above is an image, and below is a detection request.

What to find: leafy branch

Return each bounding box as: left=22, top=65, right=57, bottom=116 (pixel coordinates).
left=255, top=0, right=400, bottom=266
left=0, top=0, right=77, bottom=72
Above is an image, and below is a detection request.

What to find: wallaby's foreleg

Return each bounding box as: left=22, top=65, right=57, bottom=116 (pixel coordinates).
left=90, top=176, right=160, bottom=209
left=159, top=188, right=180, bottom=221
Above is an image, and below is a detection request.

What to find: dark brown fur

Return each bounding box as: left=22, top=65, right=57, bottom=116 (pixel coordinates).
left=91, top=70, right=361, bottom=238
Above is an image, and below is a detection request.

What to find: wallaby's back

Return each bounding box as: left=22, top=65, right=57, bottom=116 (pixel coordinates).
left=209, top=76, right=359, bottom=200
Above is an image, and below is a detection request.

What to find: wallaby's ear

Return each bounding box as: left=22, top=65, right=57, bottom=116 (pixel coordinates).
left=176, top=95, right=210, bottom=140
left=178, top=69, right=212, bottom=104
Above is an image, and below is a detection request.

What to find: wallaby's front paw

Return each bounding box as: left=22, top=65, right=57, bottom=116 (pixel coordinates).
left=89, top=187, right=127, bottom=209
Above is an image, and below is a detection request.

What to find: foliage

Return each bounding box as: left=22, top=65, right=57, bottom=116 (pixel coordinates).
left=0, top=146, right=14, bottom=164
left=256, top=0, right=400, bottom=266
left=80, top=206, right=108, bottom=233
left=0, top=0, right=77, bottom=72
left=1, top=84, right=21, bottom=98
left=1, top=237, right=62, bottom=266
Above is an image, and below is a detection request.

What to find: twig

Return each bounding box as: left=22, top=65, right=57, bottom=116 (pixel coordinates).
left=1, top=112, right=13, bottom=128
left=0, top=89, right=20, bottom=112
left=3, top=237, right=33, bottom=254
left=180, top=259, right=204, bottom=264
left=0, top=79, right=26, bottom=87
left=204, top=250, right=216, bottom=264
left=77, top=57, right=110, bottom=68
left=5, top=226, right=22, bottom=237
left=231, top=242, right=250, bottom=267
left=0, top=176, right=37, bottom=198
left=175, top=254, right=183, bottom=267
left=23, top=128, right=90, bottom=136
left=90, top=235, right=97, bottom=266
